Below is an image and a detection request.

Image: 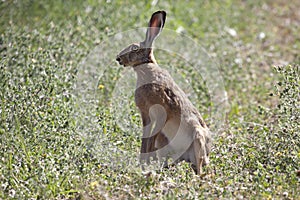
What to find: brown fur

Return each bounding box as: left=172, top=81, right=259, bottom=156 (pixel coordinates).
left=116, top=11, right=212, bottom=174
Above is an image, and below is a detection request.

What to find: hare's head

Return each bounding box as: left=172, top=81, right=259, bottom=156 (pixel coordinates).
left=116, top=11, right=166, bottom=67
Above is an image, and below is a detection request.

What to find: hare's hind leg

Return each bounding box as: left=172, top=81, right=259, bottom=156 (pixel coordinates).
left=192, top=128, right=208, bottom=175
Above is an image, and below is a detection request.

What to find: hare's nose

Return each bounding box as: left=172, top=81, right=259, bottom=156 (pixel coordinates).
left=116, top=57, right=121, bottom=62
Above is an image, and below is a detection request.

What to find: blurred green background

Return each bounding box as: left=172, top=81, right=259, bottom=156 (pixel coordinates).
left=0, top=0, right=299, bottom=199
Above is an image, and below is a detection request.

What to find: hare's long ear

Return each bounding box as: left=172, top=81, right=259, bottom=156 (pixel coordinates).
left=143, top=11, right=166, bottom=48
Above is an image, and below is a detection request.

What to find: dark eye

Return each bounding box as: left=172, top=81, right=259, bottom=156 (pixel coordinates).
left=131, top=45, right=139, bottom=51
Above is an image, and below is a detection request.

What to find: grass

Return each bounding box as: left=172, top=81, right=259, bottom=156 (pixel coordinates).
left=0, top=0, right=299, bottom=199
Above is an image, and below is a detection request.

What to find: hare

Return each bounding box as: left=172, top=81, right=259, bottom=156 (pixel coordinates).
left=116, top=11, right=211, bottom=174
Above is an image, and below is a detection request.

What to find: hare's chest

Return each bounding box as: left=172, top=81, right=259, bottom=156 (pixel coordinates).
left=135, top=83, right=164, bottom=103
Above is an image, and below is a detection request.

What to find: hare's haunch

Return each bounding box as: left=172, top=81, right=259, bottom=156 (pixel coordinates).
left=116, top=11, right=212, bottom=175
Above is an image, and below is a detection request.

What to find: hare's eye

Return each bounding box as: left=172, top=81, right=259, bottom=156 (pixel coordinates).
left=131, top=45, right=139, bottom=51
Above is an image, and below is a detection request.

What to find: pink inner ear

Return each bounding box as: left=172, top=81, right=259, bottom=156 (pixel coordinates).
left=152, top=18, right=161, bottom=28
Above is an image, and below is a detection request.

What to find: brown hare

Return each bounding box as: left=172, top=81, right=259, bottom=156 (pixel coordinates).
left=116, top=11, right=211, bottom=174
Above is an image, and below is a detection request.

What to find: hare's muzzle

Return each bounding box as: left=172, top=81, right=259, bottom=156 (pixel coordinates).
left=116, top=56, right=121, bottom=63
left=116, top=56, right=125, bottom=66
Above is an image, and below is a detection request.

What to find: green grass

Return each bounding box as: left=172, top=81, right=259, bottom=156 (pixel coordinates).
left=0, top=0, right=299, bottom=199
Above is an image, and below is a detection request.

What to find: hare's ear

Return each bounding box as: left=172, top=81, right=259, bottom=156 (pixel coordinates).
left=143, top=11, right=166, bottom=48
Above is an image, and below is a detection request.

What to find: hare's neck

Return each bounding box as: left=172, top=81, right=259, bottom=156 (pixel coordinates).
left=133, top=50, right=157, bottom=67
left=134, top=63, right=161, bottom=88
left=134, top=63, right=158, bottom=76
